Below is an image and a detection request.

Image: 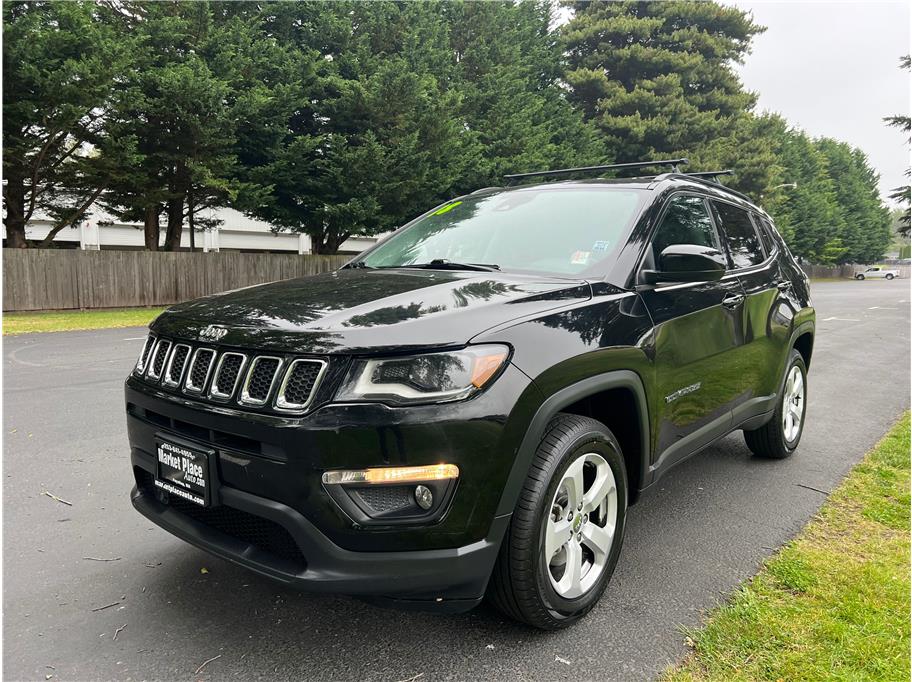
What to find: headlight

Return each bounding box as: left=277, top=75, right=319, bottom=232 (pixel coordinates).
left=335, top=345, right=510, bottom=405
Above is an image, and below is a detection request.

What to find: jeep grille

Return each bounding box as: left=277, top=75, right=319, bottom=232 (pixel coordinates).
left=132, top=334, right=325, bottom=414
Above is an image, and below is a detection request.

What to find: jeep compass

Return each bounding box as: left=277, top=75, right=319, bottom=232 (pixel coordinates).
left=126, top=159, right=815, bottom=629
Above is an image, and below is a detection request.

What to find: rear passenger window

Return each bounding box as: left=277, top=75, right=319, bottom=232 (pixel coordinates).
left=753, top=214, right=776, bottom=254
left=651, top=196, right=719, bottom=263
left=712, top=201, right=765, bottom=268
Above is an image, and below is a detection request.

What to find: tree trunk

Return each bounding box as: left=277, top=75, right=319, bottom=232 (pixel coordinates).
left=3, top=174, right=28, bottom=248
left=310, top=231, right=349, bottom=255
left=163, top=196, right=184, bottom=251
left=144, top=206, right=160, bottom=251
left=188, top=190, right=195, bottom=252
left=37, top=187, right=105, bottom=248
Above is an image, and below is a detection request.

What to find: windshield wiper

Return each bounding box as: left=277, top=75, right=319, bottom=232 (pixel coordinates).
left=341, top=261, right=372, bottom=269
left=402, top=259, right=501, bottom=272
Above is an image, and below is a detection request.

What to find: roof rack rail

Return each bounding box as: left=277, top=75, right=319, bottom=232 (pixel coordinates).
left=503, top=158, right=689, bottom=183
left=685, top=170, right=734, bottom=180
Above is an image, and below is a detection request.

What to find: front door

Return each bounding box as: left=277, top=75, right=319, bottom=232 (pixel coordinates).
left=637, top=194, right=746, bottom=472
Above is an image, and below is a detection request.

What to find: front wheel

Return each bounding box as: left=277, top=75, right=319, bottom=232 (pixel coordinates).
left=487, top=414, right=628, bottom=630
left=744, top=349, right=807, bottom=459
left=855, top=274, right=865, bottom=280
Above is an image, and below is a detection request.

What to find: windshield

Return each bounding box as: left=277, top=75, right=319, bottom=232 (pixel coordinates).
left=358, top=187, right=647, bottom=276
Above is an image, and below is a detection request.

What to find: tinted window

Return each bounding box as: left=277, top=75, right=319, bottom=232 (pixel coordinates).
left=753, top=214, right=776, bottom=254
left=360, top=188, right=647, bottom=276
left=651, top=195, right=718, bottom=263
left=713, top=201, right=765, bottom=268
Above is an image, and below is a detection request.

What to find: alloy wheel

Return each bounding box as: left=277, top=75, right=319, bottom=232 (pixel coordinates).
left=543, top=453, right=617, bottom=599
left=782, top=365, right=805, bottom=442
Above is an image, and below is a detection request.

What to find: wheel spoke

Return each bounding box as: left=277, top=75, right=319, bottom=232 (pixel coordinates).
left=582, top=465, right=615, bottom=514
left=563, top=457, right=586, bottom=511
left=557, top=540, right=583, bottom=597
left=582, top=521, right=613, bottom=561
left=545, top=517, right=571, bottom=559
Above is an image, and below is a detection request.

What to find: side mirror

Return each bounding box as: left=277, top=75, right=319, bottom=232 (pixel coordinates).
left=642, top=244, right=727, bottom=284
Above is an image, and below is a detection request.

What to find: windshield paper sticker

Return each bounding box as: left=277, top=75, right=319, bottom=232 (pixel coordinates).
left=571, top=250, right=591, bottom=265
left=593, top=240, right=610, bottom=252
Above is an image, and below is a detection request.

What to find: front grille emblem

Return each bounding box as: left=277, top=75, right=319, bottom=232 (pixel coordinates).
left=199, top=324, right=228, bottom=342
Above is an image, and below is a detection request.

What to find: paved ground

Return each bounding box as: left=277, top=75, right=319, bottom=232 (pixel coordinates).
left=3, top=279, right=910, bottom=682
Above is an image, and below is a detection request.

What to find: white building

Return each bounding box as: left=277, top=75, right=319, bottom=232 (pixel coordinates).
left=5, top=206, right=381, bottom=254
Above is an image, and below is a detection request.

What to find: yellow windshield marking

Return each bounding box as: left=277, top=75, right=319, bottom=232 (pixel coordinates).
left=432, top=201, right=462, bottom=216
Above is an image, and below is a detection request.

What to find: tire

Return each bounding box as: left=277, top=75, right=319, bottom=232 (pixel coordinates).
left=744, top=349, right=807, bottom=459
left=855, top=274, right=865, bottom=280
left=487, top=413, right=628, bottom=630
left=886, top=274, right=895, bottom=280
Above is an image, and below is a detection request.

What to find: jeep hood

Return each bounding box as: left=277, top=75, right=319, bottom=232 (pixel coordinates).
left=151, top=268, right=591, bottom=355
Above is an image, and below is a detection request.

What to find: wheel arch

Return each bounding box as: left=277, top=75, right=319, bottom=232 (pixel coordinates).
left=495, top=370, right=651, bottom=517
left=792, top=326, right=814, bottom=370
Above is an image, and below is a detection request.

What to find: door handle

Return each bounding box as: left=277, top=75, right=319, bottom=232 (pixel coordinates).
left=722, top=294, right=745, bottom=309
left=777, top=280, right=792, bottom=292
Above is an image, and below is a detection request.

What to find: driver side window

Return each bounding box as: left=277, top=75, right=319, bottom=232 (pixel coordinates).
left=651, top=195, right=720, bottom=265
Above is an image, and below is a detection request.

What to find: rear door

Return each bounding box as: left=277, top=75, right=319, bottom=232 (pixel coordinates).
left=637, top=194, right=746, bottom=472
left=709, top=200, right=789, bottom=423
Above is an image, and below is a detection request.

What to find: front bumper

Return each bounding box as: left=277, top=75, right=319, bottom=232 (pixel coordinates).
left=131, top=468, right=508, bottom=608
left=126, top=363, right=540, bottom=603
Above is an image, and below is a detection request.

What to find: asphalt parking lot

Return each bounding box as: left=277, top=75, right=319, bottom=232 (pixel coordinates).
left=3, top=279, right=910, bottom=681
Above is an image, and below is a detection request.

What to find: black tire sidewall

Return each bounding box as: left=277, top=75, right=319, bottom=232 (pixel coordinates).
left=533, top=429, right=627, bottom=621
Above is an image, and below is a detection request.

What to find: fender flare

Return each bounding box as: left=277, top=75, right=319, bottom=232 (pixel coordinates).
left=788, top=318, right=815, bottom=367
left=494, top=370, right=651, bottom=517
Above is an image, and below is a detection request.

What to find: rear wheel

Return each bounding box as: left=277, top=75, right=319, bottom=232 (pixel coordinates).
left=487, top=414, right=627, bottom=630
left=744, top=349, right=807, bottom=459
left=886, top=273, right=895, bottom=280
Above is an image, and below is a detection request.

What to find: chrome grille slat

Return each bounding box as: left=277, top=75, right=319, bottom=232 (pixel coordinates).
left=209, top=352, right=247, bottom=400
left=147, top=339, right=172, bottom=380
left=276, top=359, right=327, bottom=411
left=135, top=334, right=157, bottom=374
left=240, top=356, right=283, bottom=406
left=163, top=344, right=191, bottom=387
left=184, top=348, right=216, bottom=393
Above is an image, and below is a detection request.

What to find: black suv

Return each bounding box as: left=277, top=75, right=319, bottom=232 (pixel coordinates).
left=126, top=160, right=815, bottom=630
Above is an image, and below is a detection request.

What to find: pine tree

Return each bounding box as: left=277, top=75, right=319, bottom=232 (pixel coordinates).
left=100, top=2, right=281, bottom=250
left=884, top=55, right=911, bottom=237
left=2, top=1, right=135, bottom=248
left=816, top=138, right=892, bottom=263
left=561, top=0, right=762, bottom=162
left=764, top=122, right=843, bottom=263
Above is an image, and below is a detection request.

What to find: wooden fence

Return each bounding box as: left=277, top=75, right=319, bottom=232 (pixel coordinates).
left=3, top=249, right=349, bottom=311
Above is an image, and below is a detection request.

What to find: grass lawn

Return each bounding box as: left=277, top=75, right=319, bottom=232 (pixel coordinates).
left=664, top=412, right=911, bottom=682
left=3, top=307, right=165, bottom=335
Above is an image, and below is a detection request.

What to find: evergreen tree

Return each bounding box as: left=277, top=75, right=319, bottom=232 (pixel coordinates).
left=444, top=0, right=600, bottom=190
left=884, top=55, right=910, bottom=237
left=816, top=138, right=892, bottom=263
left=238, top=0, right=598, bottom=253
left=763, top=122, right=844, bottom=264
left=100, top=2, right=252, bottom=250
left=2, top=1, right=135, bottom=248
left=561, top=0, right=762, bottom=162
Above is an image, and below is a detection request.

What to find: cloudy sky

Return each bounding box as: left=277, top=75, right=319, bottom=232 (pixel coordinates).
left=730, top=1, right=910, bottom=203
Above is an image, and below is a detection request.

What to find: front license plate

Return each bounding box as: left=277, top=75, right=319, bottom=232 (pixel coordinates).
left=154, top=438, right=211, bottom=507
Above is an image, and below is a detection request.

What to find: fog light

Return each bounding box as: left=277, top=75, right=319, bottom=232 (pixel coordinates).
left=414, top=485, right=433, bottom=510
left=321, top=464, right=459, bottom=485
